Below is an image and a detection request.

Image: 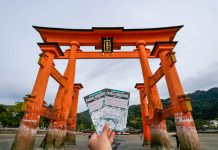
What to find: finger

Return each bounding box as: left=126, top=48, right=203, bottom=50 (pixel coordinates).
left=90, top=133, right=98, bottom=139
left=108, top=128, right=112, bottom=137
left=102, top=123, right=110, bottom=136
left=109, top=131, right=116, bottom=144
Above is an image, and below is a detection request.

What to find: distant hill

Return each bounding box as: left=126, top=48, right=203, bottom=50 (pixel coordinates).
left=189, top=87, right=218, bottom=120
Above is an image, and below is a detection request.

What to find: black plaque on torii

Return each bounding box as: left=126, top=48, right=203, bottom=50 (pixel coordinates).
left=102, top=37, right=113, bottom=53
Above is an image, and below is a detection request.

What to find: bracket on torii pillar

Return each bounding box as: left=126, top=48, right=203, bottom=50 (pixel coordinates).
left=37, top=43, right=64, bottom=57
left=72, top=83, right=83, bottom=98
left=135, top=83, right=147, bottom=99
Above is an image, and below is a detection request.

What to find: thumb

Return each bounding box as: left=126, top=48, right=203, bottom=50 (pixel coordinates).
left=102, top=123, right=110, bottom=136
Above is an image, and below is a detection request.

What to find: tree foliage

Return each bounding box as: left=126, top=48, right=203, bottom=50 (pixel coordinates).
left=0, top=102, right=23, bottom=127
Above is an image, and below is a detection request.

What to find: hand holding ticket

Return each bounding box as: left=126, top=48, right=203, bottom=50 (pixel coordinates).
left=84, top=88, right=130, bottom=134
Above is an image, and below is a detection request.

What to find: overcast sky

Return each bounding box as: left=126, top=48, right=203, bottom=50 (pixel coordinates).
left=0, top=0, right=218, bottom=112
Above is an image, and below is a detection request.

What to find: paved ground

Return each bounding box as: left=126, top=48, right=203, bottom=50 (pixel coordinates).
left=0, top=133, right=218, bottom=150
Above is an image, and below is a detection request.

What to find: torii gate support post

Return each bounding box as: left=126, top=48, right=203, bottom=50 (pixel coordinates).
left=136, top=40, right=173, bottom=149
left=11, top=50, right=56, bottom=150
left=154, top=43, right=201, bottom=149
left=42, top=41, right=79, bottom=149
left=66, top=84, right=83, bottom=145
left=135, top=84, right=150, bottom=146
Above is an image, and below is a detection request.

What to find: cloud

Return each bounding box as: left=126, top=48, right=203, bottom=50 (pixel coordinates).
left=182, top=62, right=218, bottom=93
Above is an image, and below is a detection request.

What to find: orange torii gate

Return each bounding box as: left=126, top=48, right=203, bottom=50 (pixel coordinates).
left=11, top=25, right=201, bottom=150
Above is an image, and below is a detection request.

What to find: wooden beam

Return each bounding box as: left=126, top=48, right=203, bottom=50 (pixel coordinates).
left=149, top=53, right=177, bottom=87
left=159, top=95, right=192, bottom=120
left=159, top=105, right=174, bottom=120
left=40, top=105, right=58, bottom=120
left=149, top=66, right=164, bottom=87
left=38, top=55, right=67, bottom=86
left=55, top=51, right=156, bottom=59
left=50, top=67, right=66, bottom=86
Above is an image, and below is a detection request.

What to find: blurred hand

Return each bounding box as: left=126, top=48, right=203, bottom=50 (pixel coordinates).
left=88, top=124, right=115, bottom=150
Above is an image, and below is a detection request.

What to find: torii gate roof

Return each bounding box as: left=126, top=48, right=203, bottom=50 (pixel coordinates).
left=33, top=25, right=183, bottom=50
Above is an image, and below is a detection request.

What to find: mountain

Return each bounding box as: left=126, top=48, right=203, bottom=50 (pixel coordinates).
left=189, top=87, right=218, bottom=120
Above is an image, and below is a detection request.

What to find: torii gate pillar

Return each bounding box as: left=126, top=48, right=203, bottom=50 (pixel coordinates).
left=11, top=46, right=59, bottom=150
left=135, top=83, right=150, bottom=146
left=137, top=40, right=173, bottom=149
left=66, top=83, right=83, bottom=145
left=40, top=41, right=80, bottom=149
left=152, top=43, right=201, bottom=149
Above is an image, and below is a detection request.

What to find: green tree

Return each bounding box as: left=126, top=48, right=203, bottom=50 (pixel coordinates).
left=77, top=123, right=85, bottom=131
left=0, top=105, right=7, bottom=113
left=0, top=102, right=24, bottom=127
